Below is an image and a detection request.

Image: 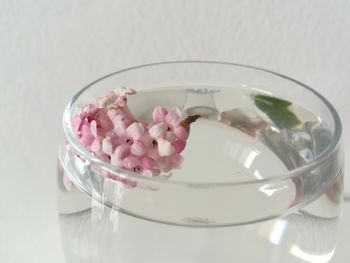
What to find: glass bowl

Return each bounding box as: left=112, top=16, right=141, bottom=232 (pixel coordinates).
left=58, top=61, right=343, bottom=263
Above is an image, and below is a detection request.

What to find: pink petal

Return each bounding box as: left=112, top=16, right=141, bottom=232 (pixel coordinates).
left=158, top=153, right=183, bottom=172
left=105, top=130, right=115, bottom=137
left=110, top=157, right=123, bottom=167
left=165, top=108, right=182, bottom=127
left=159, top=158, right=172, bottom=173
left=113, top=144, right=130, bottom=160
left=115, top=96, right=127, bottom=107
left=96, top=110, right=113, bottom=131
left=82, top=104, right=97, bottom=114
left=111, top=134, right=125, bottom=145
left=113, top=118, right=127, bottom=137
left=102, top=137, right=113, bottom=155
left=165, top=131, right=177, bottom=143
left=84, top=114, right=95, bottom=123
left=90, top=138, right=101, bottom=152
left=151, top=168, right=161, bottom=176
left=172, top=139, right=186, bottom=153
left=169, top=153, right=183, bottom=169
left=126, top=122, right=144, bottom=139
left=112, top=113, right=127, bottom=123
left=147, top=147, right=161, bottom=161
left=72, top=117, right=83, bottom=133
left=79, top=136, right=94, bottom=148
left=130, top=140, right=146, bottom=156
left=95, top=152, right=110, bottom=162
left=141, top=169, right=153, bottom=177
left=173, top=125, right=189, bottom=140
left=139, top=135, right=152, bottom=150
left=119, top=105, right=136, bottom=123
left=149, top=123, right=166, bottom=139
left=121, top=178, right=138, bottom=188
left=140, top=156, right=155, bottom=169
left=157, top=138, right=175, bottom=157
left=81, top=123, right=94, bottom=138
left=107, top=109, right=120, bottom=120
left=152, top=106, right=168, bottom=123
left=123, top=156, right=140, bottom=170
left=90, top=121, right=98, bottom=137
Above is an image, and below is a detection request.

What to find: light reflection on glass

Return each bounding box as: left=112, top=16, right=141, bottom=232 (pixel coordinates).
left=254, top=170, right=264, bottom=180
left=269, top=219, right=288, bottom=245
left=244, top=150, right=260, bottom=168
left=259, top=184, right=289, bottom=197
left=227, top=142, right=262, bottom=170
left=289, top=245, right=335, bottom=263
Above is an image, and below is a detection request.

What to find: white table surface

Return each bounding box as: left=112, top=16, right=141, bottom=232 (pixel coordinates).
left=1, top=1, right=350, bottom=262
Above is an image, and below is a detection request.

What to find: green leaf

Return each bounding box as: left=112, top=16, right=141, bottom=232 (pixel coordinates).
left=254, top=94, right=301, bottom=129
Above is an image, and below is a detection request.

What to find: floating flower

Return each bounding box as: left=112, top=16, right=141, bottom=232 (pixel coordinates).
left=150, top=106, right=188, bottom=156
left=71, top=88, right=189, bottom=187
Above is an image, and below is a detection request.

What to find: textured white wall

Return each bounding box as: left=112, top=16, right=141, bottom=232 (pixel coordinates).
left=1, top=1, right=350, bottom=262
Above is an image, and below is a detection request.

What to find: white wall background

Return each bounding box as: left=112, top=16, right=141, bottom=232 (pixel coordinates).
left=1, top=1, right=350, bottom=262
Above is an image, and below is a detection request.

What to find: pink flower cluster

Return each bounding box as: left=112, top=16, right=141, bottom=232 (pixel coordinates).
left=72, top=88, right=188, bottom=178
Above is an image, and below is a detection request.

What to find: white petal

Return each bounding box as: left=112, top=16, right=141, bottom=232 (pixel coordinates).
left=115, top=87, right=137, bottom=96
left=90, top=120, right=98, bottom=137
left=149, top=123, right=166, bottom=139
left=102, top=137, right=113, bottom=155
left=157, top=138, right=175, bottom=157
left=126, top=122, right=144, bottom=139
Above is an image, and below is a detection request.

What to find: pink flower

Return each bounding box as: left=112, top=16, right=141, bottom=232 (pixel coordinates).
left=123, top=122, right=147, bottom=156
left=110, top=144, right=130, bottom=166
left=73, top=108, right=112, bottom=154
left=149, top=107, right=188, bottom=156
left=122, top=156, right=159, bottom=177
left=76, top=119, right=100, bottom=151
left=152, top=106, right=168, bottom=123
left=72, top=89, right=189, bottom=186
left=152, top=107, right=188, bottom=141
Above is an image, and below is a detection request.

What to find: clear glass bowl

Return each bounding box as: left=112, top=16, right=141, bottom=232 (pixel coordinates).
left=58, top=61, right=343, bottom=263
